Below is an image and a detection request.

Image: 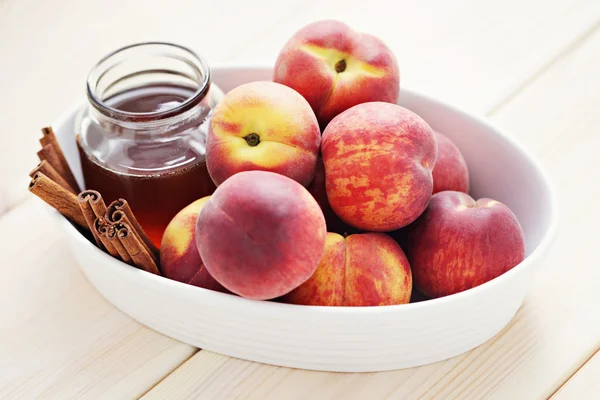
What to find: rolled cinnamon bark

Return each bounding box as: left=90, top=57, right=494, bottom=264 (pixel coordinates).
left=77, top=190, right=109, bottom=250
left=106, top=199, right=159, bottom=261
left=29, top=172, right=87, bottom=229
left=29, top=160, right=75, bottom=194
left=39, top=127, right=80, bottom=192
left=78, top=190, right=108, bottom=218
left=93, top=217, right=120, bottom=259
left=107, top=224, right=133, bottom=264
left=115, top=222, right=160, bottom=275
left=78, top=193, right=104, bottom=249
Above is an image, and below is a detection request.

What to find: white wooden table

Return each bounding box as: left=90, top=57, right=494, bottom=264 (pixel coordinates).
left=1, top=1, right=600, bottom=398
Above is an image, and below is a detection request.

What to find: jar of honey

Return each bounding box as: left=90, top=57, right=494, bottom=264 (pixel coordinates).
left=78, top=42, right=223, bottom=248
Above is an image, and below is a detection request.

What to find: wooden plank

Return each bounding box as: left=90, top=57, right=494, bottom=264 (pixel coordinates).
left=142, top=19, right=600, bottom=400
left=552, top=350, right=600, bottom=400
left=0, top=198, right=196, bottom=399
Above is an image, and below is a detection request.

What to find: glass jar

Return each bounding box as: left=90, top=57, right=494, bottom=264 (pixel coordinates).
left=78, top=42, right=223, bottom=248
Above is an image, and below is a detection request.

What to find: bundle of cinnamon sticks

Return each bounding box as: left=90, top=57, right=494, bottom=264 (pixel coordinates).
left=28, top=127, right=160, bottom=275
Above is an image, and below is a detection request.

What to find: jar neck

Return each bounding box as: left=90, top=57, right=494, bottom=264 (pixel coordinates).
left=88, top=91, right=214, bottom=139
left=86, top=42, right=211, bottom=133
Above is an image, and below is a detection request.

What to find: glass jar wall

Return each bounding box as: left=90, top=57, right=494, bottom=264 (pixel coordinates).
left=78, top=42, right=223, bottom=247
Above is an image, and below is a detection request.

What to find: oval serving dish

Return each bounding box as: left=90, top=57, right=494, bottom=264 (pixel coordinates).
left=50, top=66, right=558, bottom=372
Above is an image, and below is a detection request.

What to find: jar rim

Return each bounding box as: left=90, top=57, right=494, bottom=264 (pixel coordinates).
left=86, top=41, right=211, bottom=123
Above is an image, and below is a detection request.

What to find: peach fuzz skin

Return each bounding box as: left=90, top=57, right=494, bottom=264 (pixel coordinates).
left=405, top=191, right=525, bottom=298
left=160, top=197, right=227, bottom=292
left=274, top=20, right=399, bottom=126
left=196, top=171, right=327, bottom=300
left=322, top=102, right=437, bottom=232
left=283, top=232, right=412, bottom=306
left=307, top=155, right=359, bottom=236
left=206, top=81, right=320, bottom=187
left=432, top=132, right=470, bottom=194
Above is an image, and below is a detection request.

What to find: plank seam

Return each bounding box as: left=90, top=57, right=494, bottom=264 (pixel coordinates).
left=548, top=347, right=600, bottom=399
left=487, top=18, right=600, bottom=117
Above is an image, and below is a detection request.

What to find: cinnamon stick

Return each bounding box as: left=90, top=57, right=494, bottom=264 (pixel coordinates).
left=79, top=190, right=107, bottom=218
left=115, top=222, right=160, bottom=275
left=37, top=144, right=76, bottom=192
left=77, top=190, right=108, bottom=249
left=106, top=199, right=159, bottom=261
left=29, top=172, right=87, bottom=229
left=39, top=127, right=80, bottom=192
left=29, top=160, right=76, bottom=194
left=93, top=217, right=120, bottom=259
left=107, top=224, right=133, bottom=264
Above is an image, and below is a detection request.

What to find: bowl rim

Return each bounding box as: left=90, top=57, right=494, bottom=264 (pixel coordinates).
left=52, top=64, right=559, bottom=314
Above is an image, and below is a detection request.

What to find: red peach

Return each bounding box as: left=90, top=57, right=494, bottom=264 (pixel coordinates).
left=432, top=132, right=470, bottom=194
left=283, top=232, right=412, bottom=306
left=196, top=171, right=327, bottom=300
left=322, top=102, right=437, bottom=231
left=274, top=20, right=399, bottom=126
left=405, top=191, right=525, bottom=298
left=160, top=197, right=226, bottom=292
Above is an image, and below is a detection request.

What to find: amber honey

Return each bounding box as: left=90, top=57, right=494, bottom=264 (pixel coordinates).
left=79, top=85, right=217, bottom=247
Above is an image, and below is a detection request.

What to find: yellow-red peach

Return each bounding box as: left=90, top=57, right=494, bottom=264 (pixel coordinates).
left=322, top=102, right=437, bottom=231
left=307, top=155, right=359, bottom=235
left=206, top=81, right=320, bottom=187
left=432, top=132, right=470, bottom=194
left=405, top=191, right=525, bottom=298
left=283, top=232, right=412, bottom=306
left=196, top=170, right=327, bottom=300
left=160, top=197, right=226, bottom=292
left=274, top=20, right=399, bottom=126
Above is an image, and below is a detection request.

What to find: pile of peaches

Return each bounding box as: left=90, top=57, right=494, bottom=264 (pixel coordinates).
left=160, top=20, right=526, bottom=306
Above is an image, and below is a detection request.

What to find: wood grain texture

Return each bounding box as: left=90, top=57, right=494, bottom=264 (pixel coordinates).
left=552, top=350, right=600, bottom=400
left=0, top=199, right=196, bottom=399
left=142, top=20, right=600, bottom=400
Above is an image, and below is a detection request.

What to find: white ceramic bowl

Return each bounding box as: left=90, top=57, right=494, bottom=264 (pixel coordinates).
left=51, top=66, right=558, bottom=372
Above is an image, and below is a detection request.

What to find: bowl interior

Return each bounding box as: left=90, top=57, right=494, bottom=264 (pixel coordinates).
left=395, top=91, right=556, bottom=257
left=60, top=65, right=556, bottom=268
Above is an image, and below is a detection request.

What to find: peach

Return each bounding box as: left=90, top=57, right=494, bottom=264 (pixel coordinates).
left=432, top=132, right=470, bottom=194
left=196, top=170, right=327, bottom=300
left=283, top=232, right=412, bottom=306
left=160, top=197, right=226, bottom=292
left=405, top=191, right=525, bottom=298
left=307, top=155, right=359, bottom=235
left=322, top=102, right=437, bottom=231
left=274, top=20, right=399, bottom=126
left=206, top=81, right=320, bottom=187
